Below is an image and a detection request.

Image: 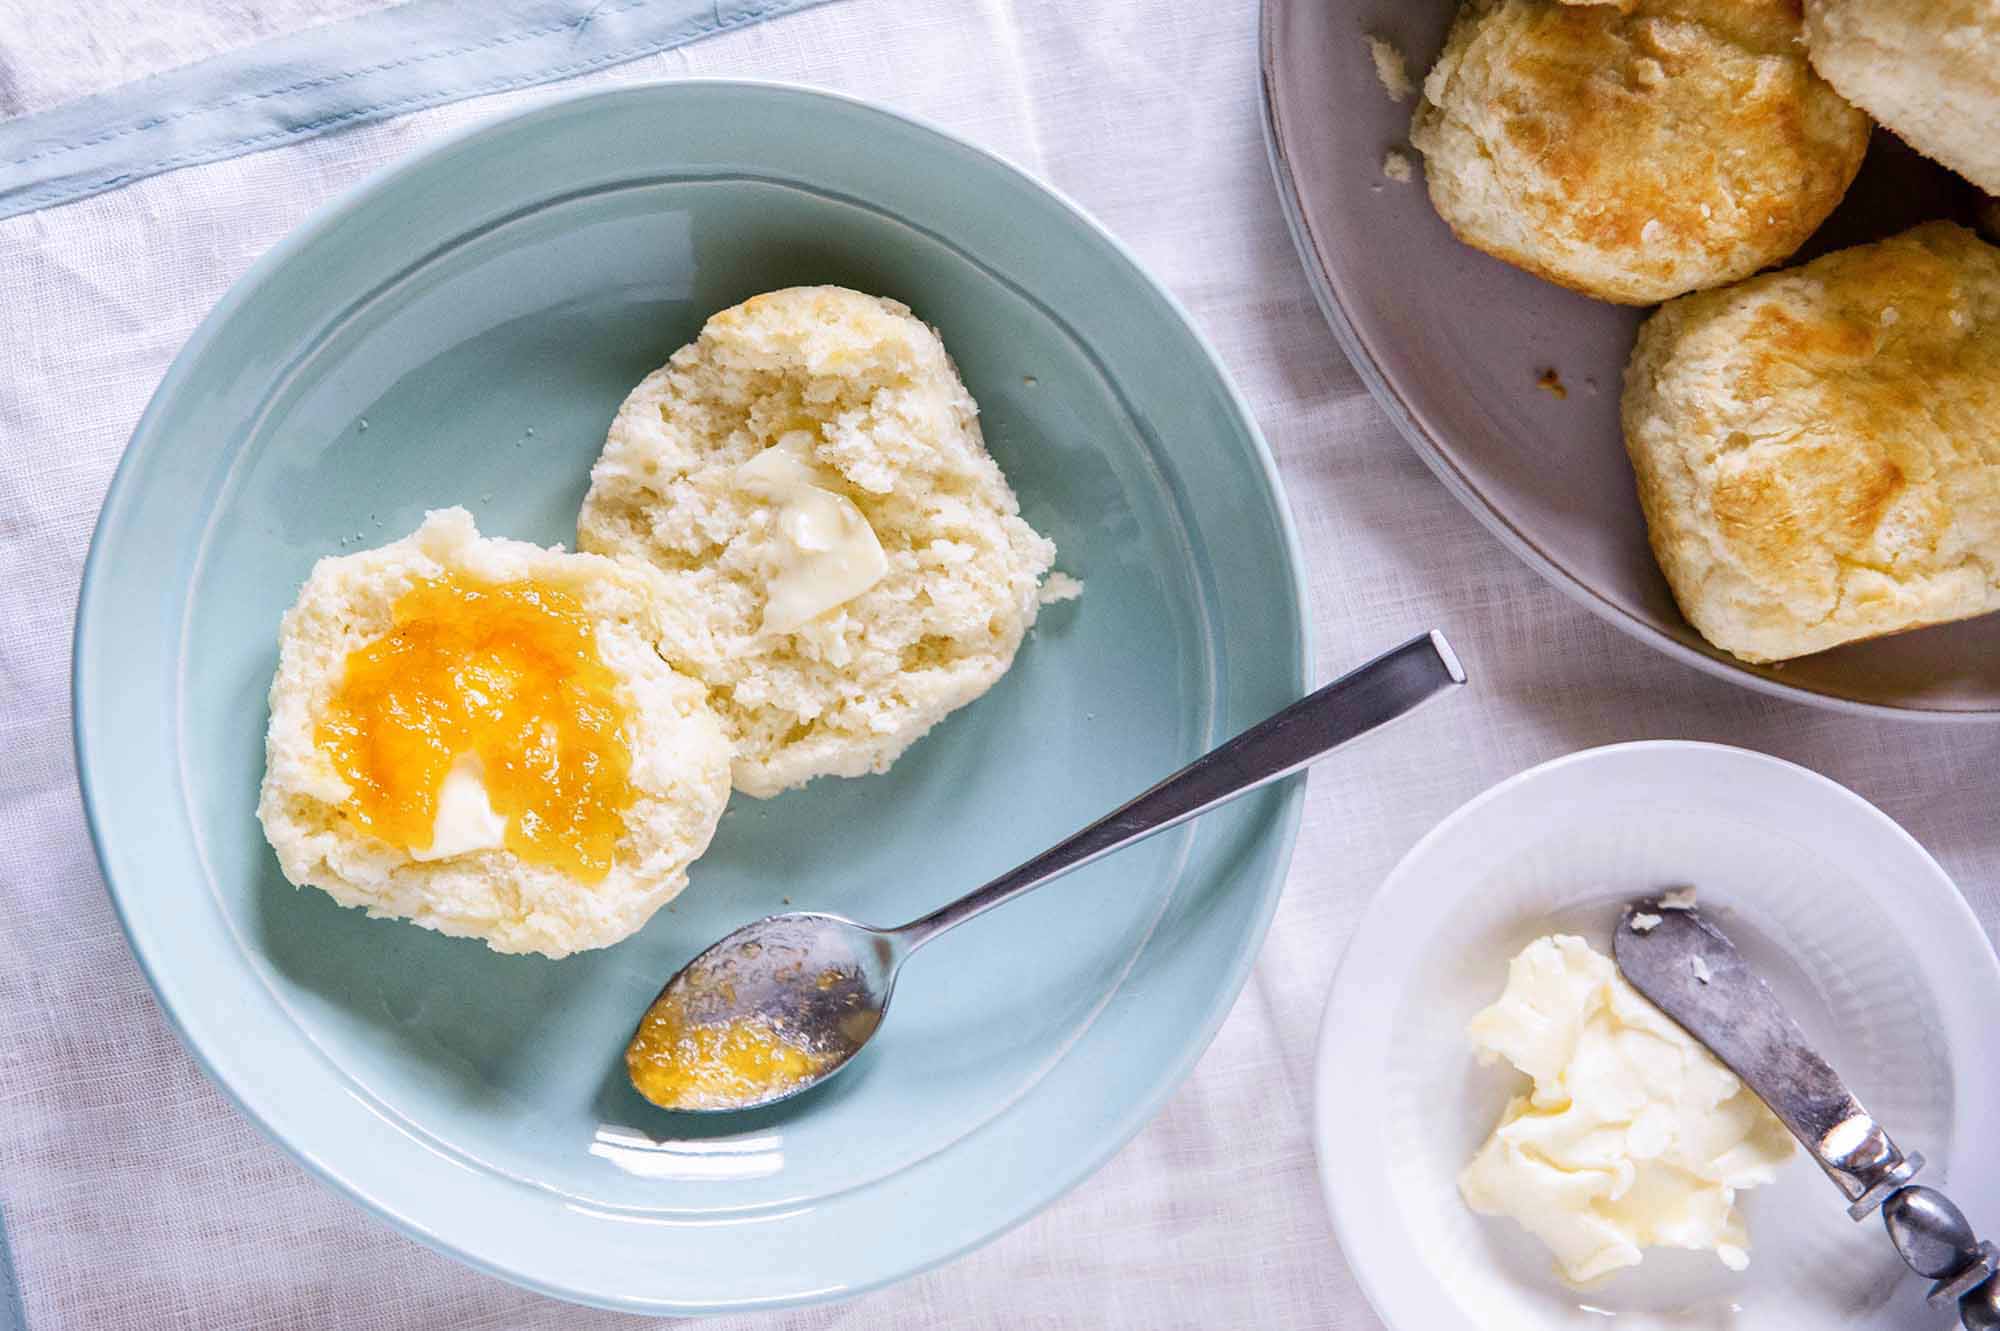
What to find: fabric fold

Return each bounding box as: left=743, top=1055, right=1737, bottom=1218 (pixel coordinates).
left=0, top=0, right=832, bottom=221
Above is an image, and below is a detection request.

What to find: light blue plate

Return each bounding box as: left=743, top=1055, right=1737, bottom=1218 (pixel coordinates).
left=73, top=82, right=1309, bottom=1313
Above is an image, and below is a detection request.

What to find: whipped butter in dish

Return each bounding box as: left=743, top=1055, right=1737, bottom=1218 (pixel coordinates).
left=1459, top=934, right=1794, bottom=1285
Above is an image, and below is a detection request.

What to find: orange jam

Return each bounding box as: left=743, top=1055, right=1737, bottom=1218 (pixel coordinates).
left=626, top=993, right=826, bottom=1111
left=316, top=573, right=635, bottom=882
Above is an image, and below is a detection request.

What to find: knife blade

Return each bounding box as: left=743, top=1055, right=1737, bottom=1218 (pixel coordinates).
left=1614, top=897, right=2000, bottom=1326
left=1611, top=897, right=1922, bottom=1217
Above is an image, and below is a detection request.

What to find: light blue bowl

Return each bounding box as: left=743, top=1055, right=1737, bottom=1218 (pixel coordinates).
left=73, top=82, right=1309, bottom=1313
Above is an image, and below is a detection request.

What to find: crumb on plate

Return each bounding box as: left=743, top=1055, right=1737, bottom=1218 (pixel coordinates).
left=1364, top=35, right=1413, bottom=101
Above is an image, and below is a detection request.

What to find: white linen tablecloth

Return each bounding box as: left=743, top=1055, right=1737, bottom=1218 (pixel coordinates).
left=4, top=2, right=1997, bottom=1327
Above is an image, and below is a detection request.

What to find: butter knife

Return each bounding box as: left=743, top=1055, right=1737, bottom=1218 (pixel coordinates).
left=1614, top=898, right=2000, bottom=1329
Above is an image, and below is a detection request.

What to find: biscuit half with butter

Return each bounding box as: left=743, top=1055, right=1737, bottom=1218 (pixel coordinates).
left=578, top=286, right=1061, bottom=798
left=1622, top=222, right=2000, bottom=665
left=1411, top=0, right=1870, bottom=304
left=256, top=508, right=732, bottom=957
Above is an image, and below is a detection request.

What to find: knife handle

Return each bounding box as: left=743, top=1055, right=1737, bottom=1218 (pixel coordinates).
left=1878, top=1185, right=2000, bottom=1327
left=1965, top=1279, right=2000, bottom=1331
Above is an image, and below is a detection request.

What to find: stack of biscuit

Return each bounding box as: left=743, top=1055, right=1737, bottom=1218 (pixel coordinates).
left=1408, top=0, right=2000, bottom=665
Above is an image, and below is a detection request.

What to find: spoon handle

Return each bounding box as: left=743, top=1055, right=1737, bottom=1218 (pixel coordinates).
left=896, top=630, right=1466, bottom=949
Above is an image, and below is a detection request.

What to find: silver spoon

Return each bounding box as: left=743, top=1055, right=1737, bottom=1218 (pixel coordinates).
left=624, top=629, right=1467, bottom=1113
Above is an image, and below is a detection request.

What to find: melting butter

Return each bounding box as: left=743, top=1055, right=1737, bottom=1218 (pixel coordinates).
left=409, top=751, right=508, bottom=861
left=735, top=436, right=888, bottom=633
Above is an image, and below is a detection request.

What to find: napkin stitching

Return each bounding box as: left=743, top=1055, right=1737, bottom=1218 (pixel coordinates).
left=8, top=0, right=800, bottom=214
left=5, top=0, right=669, bottom=169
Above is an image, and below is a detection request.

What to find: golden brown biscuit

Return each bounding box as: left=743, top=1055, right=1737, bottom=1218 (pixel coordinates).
left=1806, top=0, right=2000, bottom=195
left=1412, top=0, right=1871, bottom=304
left=1622, top=223, right=2000, bottom=664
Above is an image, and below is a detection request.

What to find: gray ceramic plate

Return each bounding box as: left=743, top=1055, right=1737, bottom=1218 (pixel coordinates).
left=1261, top=0, right=2000, bottom=719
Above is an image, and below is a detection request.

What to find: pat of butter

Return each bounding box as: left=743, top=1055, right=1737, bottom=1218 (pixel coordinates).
left=410, top=752, right=507, bottom=861
left=1458, top=935, right=1793, bottom=1285
left=735, top=437, right=888, bottom=634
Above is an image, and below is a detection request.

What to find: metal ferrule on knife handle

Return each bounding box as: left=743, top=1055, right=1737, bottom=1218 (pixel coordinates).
left=1818, top=1117, right=1923, bottom=1218
left=1612, top=901, right=2000, bottom=1330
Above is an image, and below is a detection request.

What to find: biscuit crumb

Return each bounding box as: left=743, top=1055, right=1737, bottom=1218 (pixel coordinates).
left=1382, top=149, right=1414, bottom=183
left=1630, top=912, right=1663, bottom=933
left=1690, top=954, right=1713, bottom=985
left=1535, top=368, right=1568, bottom=399
left=1660, top=886, right=1697, bottom=911
left=1364, top=35, right=1414, bottom=101
left=1038, top=572, right=1083, bottom=605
